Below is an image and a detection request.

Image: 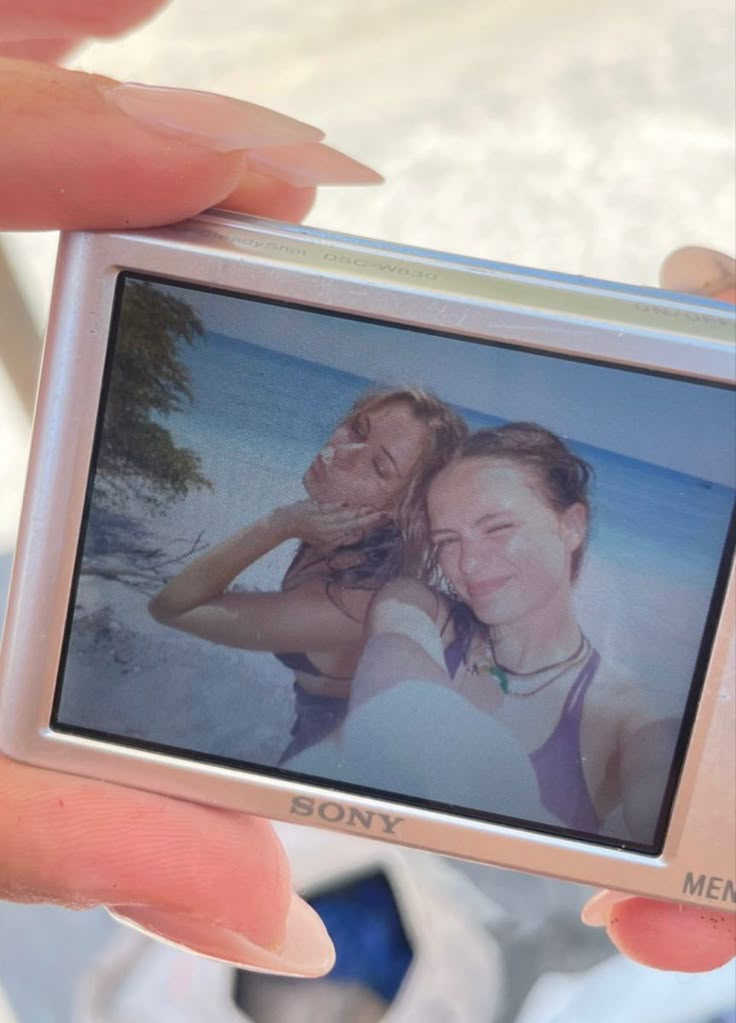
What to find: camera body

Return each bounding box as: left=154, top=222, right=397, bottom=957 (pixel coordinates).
left=1, top=212, right=734, bottom=908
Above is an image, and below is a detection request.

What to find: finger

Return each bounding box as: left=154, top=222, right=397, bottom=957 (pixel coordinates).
left=607, top=898, right=736, bottom=972
left=0, top=756, right=334, bottom=974
left=347, top=512, right=388, bottom=530
left=0, top=61, right=320, bottom=229
left=0, top=758, right=287, bottom=934
left=314, top=502, right=346, bottom=514
left=318, top=504, right=383, bottom=520
left=108, top=899, right=334, bottom=976
left=224, top=142, right=381, bottom=207
left=219, top=171, right=315, bottom=224
left=659, top=247, right=736, bottom=302
left=582, top=890, right=736, bottom=972
left=0, top=0, right=169, bottom=42
left=319, top=512, right=383, bottom=536
left=0, top=61, right=380, bottom=230
left=0, top=37, right=79, bottom=61
left=318, top=507, right=374, bottom=523
left=247, top=143, right=383, bottom=188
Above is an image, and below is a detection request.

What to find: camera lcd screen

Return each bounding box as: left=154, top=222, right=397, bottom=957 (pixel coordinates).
left=52, top=274, right=736, bottom=852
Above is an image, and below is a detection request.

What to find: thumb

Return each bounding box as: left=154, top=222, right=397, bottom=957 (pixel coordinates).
left=0, top=59, right=324, bottom=230
left=0, top=756, right=334, bottom=975
left=659, top=247, right=736, bottom=304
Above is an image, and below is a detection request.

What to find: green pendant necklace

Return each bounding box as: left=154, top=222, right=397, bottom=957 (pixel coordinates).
left=474, top=632, right=589, bottom=698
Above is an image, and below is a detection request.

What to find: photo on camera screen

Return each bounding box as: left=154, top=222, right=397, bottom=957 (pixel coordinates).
left=52, top=274, right=736, bottom=852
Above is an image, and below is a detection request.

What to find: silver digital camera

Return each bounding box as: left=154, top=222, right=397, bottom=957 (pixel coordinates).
left=1, top=212, right=734, bottom=909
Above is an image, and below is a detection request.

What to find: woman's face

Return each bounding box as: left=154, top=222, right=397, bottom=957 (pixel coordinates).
left=427, top=458, right=586, bottom=627
left=303, top=401, right=428, bottom=511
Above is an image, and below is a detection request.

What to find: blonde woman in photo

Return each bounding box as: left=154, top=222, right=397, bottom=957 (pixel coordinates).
left=149, top=387, right=467, bottom=759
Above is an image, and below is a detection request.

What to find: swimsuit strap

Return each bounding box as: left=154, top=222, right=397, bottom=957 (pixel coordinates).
left=273, top=649, right=351, bottom=682
left=528, top=648, right=601, bottom=832
left=559, top=647, right=601, bottom=720
left=442, top=601, right=478, bottom=679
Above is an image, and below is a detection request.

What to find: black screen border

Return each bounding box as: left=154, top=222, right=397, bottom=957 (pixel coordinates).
left=51, top=270, right=736, bottom=856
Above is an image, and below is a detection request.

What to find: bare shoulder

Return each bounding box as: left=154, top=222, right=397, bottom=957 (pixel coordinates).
left=290, top=576, right=374, bottom=626
left=369, top=577, right=441, bottom=620
left=587, top=658, right=658, bottom=733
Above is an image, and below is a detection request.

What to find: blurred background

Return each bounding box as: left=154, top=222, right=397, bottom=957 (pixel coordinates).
left=1, top=0, right=734, bottom=1020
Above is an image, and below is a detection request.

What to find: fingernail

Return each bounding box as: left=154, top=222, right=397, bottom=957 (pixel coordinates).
left=107, top=83, right=325, bottom=152
left=659, top=246, right=736, bottom=299
left=247, top=142, right=384, bottom=187
left=581, top=889, right=633, bottom=927
left=107, top=892, right=335, bottom=977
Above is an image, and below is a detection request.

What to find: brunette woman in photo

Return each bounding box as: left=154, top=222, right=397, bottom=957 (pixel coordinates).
left=148, top=387, right=467, bottom=760
left=345, top=423, right=678, bottom=842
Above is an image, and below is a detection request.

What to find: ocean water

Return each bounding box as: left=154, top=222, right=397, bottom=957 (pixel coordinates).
left=157, top=330, right=734, bottom=710
left=172, top=331, right=734, bottom=572
left=63, top=324, right=734, bottom=755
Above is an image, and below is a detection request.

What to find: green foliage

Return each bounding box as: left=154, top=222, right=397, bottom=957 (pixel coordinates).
left=97, top=280, right=211, bottom=511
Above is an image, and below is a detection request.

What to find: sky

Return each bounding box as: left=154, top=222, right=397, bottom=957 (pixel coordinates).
left=150, top=280, right=736, bottom=487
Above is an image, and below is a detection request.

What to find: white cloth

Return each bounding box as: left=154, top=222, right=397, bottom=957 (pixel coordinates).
left=287, top=680, right=552, bottom=824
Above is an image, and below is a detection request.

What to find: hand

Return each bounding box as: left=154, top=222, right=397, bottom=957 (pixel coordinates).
left=0, top=0, right=387, bottom=974
left=581, top=246, right=736, bottom=973
left=0, top=0, right=380, bottom=231
left=275, top=500, right=387, bottom=551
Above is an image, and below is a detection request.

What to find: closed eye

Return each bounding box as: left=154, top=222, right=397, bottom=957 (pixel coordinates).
left=350, top=415, right=369, bottom=441
left=432, top=534, right=459, bottom=550
left=482, top=522, right=513, bottom=535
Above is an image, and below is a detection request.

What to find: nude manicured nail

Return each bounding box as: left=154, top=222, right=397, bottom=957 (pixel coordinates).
left=580, top=889, right=633, bottom=927
left=107, top=892, right=335, bottom=977
left=659, top=246, right=736, bottom=299
left=247, top=143, right=384, bottom=187
left=107, top=83, right=325, bottom=152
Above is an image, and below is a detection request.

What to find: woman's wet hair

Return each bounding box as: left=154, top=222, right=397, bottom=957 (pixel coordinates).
left=348, top=387, right=468, bottom=518
left=410, top=421, right=594, bottom=584
left=291, top=387, right=468, bottom=593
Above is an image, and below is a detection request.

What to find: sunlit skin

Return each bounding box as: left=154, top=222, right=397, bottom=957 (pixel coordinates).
left=148, top=399, right=433, bottom=694
left=0, top=0, right=732, bottom=972
left=354, top=404, right=734, bottom=967
left=429, top=459, right=586, bottom=669
left=304, top=402, right=428, bottom=512
left=382, top=455, right=649, bottom=806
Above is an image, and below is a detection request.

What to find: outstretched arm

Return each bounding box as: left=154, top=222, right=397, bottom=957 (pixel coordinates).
left=148, top=501, right=382, bottom=651
left=349, top=577, right=449, bottom=709
left=618, top=716, right=679, bottom=844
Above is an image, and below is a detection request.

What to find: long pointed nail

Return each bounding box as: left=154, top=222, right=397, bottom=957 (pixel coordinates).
left=107, top=83, right=325, bottom=152
left=581, top=889, right=633, bottom=927
left=659, top=246, right=736, bottom=299
left=107, top=892, right=335, bottom=977
left=247, top=142, right=384, bottom=187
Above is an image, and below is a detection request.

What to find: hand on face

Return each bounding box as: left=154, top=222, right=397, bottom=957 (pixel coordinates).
left=276, top=499, right=387, bottom=551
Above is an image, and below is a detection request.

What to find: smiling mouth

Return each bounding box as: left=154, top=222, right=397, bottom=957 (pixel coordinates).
left=466, top=576, right=513, bottom=601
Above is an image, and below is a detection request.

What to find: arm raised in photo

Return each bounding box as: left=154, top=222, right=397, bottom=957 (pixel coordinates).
left=148, top=501, right=382, bottom=652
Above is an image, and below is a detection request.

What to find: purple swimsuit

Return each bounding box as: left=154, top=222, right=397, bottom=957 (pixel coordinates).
left=444, top=605, right=601, bottom=832
left=277, top=599, right=602, bottom=832
left=528, top=650, right=601, bottom=832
